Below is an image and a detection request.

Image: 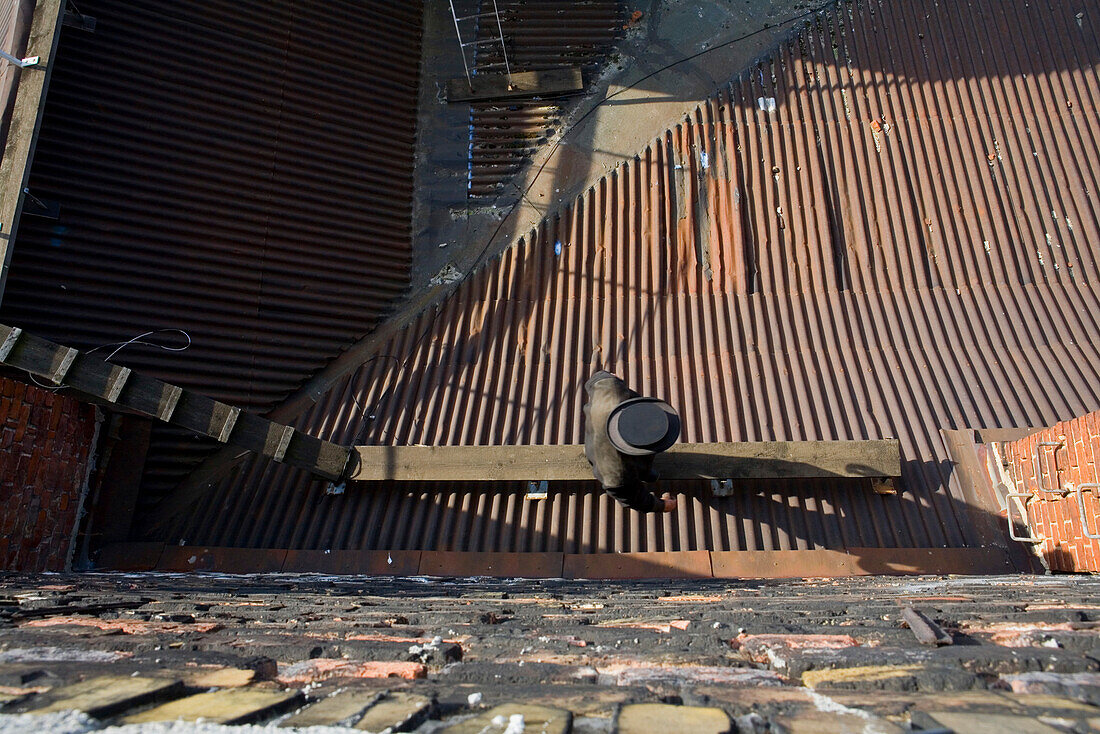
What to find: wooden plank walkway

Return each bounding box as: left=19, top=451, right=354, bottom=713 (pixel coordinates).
left=447, top=67, right=583, bottom=102
left=350, top=440, right=902, bottom=482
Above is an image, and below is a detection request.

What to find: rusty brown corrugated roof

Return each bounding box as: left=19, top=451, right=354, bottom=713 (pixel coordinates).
left=0, top=0, right=423, bottom=411
left=147, top=0, right=1099, bottom=564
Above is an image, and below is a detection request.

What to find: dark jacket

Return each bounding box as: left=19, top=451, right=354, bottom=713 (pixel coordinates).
left=583, top=371, right=661, bottom=512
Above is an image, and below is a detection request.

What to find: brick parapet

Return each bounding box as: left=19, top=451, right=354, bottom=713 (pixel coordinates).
left=0, top=376, right=98, bottom=571
left=1002, top=412, right=1100, bottom=572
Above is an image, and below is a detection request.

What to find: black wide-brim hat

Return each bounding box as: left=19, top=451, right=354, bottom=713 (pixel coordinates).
left=607, top=396, right=681, bottom=456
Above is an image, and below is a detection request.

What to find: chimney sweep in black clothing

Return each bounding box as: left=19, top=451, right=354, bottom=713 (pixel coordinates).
left=583, top=371, right=681, bottom=513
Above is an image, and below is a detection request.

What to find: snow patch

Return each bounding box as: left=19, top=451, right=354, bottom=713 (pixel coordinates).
left=0, top=711, right=97, bottom=734
left=0, top=711, right=366, bottom=734
left=0, top=648, right=128, bottom=663
left=408, top=635, right=444, bottom=662
left=804, top=690, right=893, bottom=734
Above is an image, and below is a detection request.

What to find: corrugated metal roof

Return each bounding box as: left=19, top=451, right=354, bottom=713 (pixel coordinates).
left=149, top=0, right=1100, bottom=561
left=0, top=0, right=423, bottom=411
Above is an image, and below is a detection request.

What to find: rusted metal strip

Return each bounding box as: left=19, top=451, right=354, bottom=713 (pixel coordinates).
left=156, top=546, right=287, bottom=574
left=94, top=543, right=165, bottom=573
left=95, top=543, right=1012, bottom=579
left=420, top=551, right=565, bottom=578
left=282, top=550, right=422, bottom=576
left=708, top=548, right=1013, bottom=579
left=901, top=607, right=953, bottom=646
left=563, top=551, right=713, bottom=580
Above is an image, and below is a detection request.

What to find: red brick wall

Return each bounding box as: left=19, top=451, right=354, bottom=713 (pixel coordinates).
left=1003, top=412, right=1100, bottom=572
left=0, top=376, right=98, bottom=571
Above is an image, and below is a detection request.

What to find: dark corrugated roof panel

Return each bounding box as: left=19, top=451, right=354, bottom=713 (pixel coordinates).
left=156, top=0, right=1100, bottom=558
left=0, top=0, right=423, bottom=411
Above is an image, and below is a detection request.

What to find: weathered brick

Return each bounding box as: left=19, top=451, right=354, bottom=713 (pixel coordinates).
left=23, top=616, right=222, bottom=635
left=1004, top=411, right=1100, bottom=571
left=0, top=378, right=95, bottom=572
left=355, top=692, right=433, bottom=732
left=26, top=676, right=183, bottom=717
left=276, top=659, right=427, bottom=685
left=122, top=688, right=303, bottom=725
left=616, top=703, right=730, bottom=734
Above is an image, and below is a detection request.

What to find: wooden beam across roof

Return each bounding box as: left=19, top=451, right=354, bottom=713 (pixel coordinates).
left=446, top=67, right=584, bottom=103
left=349, top=440, right=902, bottom=482
left=0, top=321, right=901, bottom=501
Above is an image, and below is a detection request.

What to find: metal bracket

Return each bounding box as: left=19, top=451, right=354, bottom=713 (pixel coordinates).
left=0, top=327, right=21, bottom=361
left=525, top=480, right=548, bottom=501
left=0, top=48, right=39, bottom=68
left=63, top=10, right=96, bottom=32
left=1006, top=492, right=1044, bottom=543
left=22, top=189, right=60, bottom=219
left=1032, top=440, right=1069, bottom=496
left=1076, top=483, right=1100, bottom=540
left=871, top=477, right=898, bottom=495
left=48, top=346, right=78, bottom=384
left=711, top=479, right=734, bottom=497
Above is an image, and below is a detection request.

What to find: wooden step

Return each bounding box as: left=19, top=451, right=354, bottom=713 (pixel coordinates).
left=0, top=322, right=351, bottom=481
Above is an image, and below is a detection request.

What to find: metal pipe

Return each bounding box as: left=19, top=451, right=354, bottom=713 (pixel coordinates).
left=448, top=0, right=474, bottom=91
left=490, top=0, right=510, bottom=77
left=0, top=48, right=38, bottom=68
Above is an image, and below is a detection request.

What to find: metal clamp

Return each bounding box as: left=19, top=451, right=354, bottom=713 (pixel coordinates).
left=525, top=480, right=548, bottom=501
left=1032, top=440, right=1069, bottom=496
left=0, top=49, right=39, bottom=68
left=1006, top=492, right=1044, bottom=543
left=1076, top=483, right=1100, bottom=540
left=711, top=479, right=734, bottom=497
